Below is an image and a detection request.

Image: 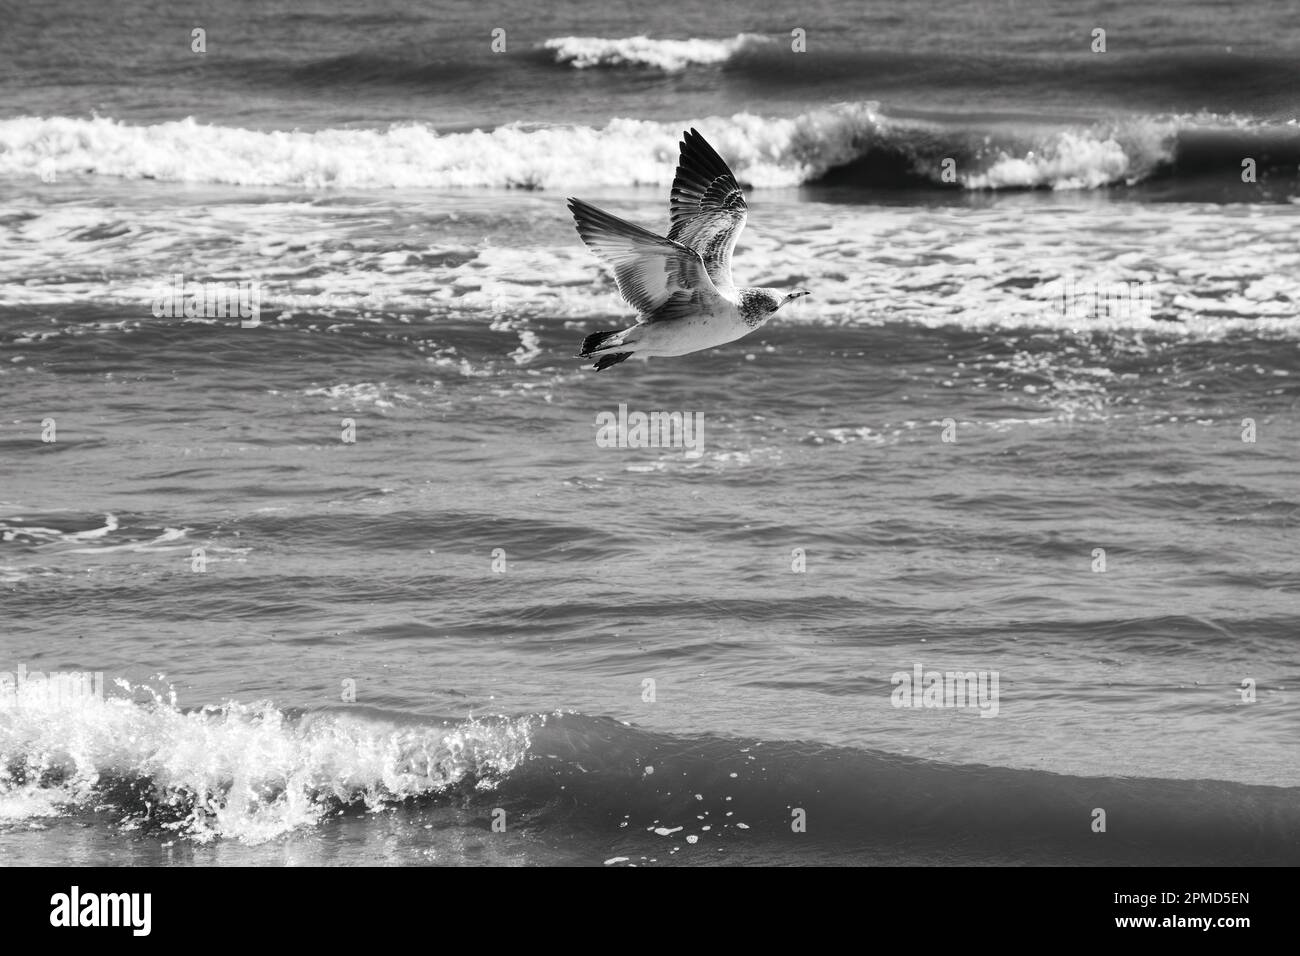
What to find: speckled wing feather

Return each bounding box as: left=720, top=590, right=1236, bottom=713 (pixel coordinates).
left=666, top=128, right=748, bottom=296
left=567, top=197, right=721, bottom=323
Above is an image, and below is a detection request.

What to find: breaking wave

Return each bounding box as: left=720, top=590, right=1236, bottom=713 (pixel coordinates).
left=541, top=33, right=772, bottom=71
left=4, top=689, right=1298, bottom=863
left=1, top=107, right=1296, bottom=195
left=0, top=682, right=534, bottom=844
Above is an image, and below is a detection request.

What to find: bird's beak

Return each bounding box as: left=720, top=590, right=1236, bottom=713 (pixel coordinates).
left=786, top=289, right=812, bottom=303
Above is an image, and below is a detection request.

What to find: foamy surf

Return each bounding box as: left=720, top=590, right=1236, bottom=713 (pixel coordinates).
left=542, top=34, right=772, bottom=71
left=0, top=684, right=535, bottom=844
left=0, top=109, right=872, bottom=190
left=5, top=106, right=1288, bottom=193
left=6, top=691, right=1297, bottom=864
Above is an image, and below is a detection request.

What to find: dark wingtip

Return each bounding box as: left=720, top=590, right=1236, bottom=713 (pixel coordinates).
left=678, top=128, right=729, bottom=174
left=592, top=351, right=632, bottom=371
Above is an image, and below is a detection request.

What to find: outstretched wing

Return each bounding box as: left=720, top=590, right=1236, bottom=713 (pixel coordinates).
left=568, top=197, right=721, bottom=323
left=667, top=128, right=747, bottom=295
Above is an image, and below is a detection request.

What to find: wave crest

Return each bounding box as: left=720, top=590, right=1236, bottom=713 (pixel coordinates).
left=542, top=33, right=771, bottom=71
left=0, top=684, right=534, bottom=843
left=0, top=108, right=1294, bottom=194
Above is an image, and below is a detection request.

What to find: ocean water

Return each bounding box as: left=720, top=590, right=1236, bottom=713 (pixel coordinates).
left=1, top=0, right=1299, bottom=867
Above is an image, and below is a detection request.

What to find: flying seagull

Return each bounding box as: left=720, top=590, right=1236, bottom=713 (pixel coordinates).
left=568, top=129, right=810, bottom=371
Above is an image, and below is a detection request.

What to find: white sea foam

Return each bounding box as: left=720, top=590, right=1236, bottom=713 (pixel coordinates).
left=965, top=131, right=1138, bottom=190
left=542, top=33, right=771, bottom=71
left=0, top=110, right=861, bottom=189
left=0, top=106, right=1190, bottom=192
left=0, top=684, right=535, bottom=843
left=2, top=198, right=1297, bottom=338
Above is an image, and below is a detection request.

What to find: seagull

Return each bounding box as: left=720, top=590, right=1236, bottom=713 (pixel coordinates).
left=567, top=129, right=810, bottom=371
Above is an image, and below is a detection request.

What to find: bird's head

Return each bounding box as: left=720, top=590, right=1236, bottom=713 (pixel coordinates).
left=741, top=287, right=813, bottom=327
left=748, top=287, right=812, bottom=316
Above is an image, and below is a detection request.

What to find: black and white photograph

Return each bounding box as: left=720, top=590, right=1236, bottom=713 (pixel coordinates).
left=0, top=0, right=1296, bottom=921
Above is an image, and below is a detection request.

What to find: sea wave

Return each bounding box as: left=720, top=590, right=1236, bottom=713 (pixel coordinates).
left=0, top=682, right=533, bottom=844
left=541, top=33, right=771, bottom=71
left=3, top=691, right=1297, bottom=862
left=1, top=108, right=1296, bottom=193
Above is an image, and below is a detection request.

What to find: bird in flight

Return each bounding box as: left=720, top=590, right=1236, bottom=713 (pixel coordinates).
left=568, top=129, right=810, bottom=371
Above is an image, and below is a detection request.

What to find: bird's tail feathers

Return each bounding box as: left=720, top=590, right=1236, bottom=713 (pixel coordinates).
left=592, top=352, right=633, bottom=371
left=581, top=328, right=640, bottom=371
left=580, top=328, right=627, bottom=356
